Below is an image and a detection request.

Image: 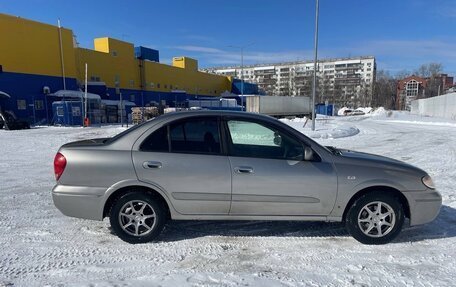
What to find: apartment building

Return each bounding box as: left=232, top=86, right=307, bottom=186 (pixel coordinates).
left=204, top=56, right=376, bottom=107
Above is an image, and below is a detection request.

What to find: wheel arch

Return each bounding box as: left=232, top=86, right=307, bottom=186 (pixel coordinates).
left=342, top=186, right=410, bottom=222
left=102, top=185, right=172, bottom=220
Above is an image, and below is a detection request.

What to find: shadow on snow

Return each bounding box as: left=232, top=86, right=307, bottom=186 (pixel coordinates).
left=155, top=205, right=456, bottom=244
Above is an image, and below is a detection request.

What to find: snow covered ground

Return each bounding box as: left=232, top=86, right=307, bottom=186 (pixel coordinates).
left=1, top=111, right=456, bottom=286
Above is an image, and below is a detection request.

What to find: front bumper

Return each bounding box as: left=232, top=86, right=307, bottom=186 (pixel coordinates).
left=402, top=189, right=442, bottom=226
left=52, top=184, right=106, bottom=221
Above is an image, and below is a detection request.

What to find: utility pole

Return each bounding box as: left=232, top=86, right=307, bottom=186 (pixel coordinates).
left=84, top=63, right=88, bottom=127
left=57, top=19, right=66, bottom=126
left=311, top=0, right=320, bottom=131
left=120, top=92, right=124, bottom=127
left=57, top=19, right=66, bottom=91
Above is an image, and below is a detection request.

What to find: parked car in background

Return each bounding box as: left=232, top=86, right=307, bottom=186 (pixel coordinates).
left=52, top=111, right=441, bottom=244
left=0, top=111, right=30, bottom=130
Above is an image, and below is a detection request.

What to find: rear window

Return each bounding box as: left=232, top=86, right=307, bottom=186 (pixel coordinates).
left=106, top=120, right=150, bottom=144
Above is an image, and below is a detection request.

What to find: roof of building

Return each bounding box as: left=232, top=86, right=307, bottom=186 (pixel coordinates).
left=203, top=56, right=376, bottom=70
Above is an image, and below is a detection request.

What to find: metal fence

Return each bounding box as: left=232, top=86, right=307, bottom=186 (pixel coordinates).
left=411, top=92, right=456, bottom=121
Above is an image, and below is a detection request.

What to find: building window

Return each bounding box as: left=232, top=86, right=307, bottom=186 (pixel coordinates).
left=35, top=100, right=44, bottom=110
left=406, top=80, right=419, bottom=97
left=17, top=100, right=26, bottom=110
left=56, top=107, right=64, bottom=116
left=112, top=51, right=118, bottom=57
left=130, top=80, right=135, bottom=87
left=164, top=84, right=167, bottom=89
left=157, top=83, right=160, bottom=88
left=170, top=84, right=173, bottom=89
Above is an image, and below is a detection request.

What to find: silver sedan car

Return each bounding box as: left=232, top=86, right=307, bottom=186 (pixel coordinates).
left=52, top=110, right=441, bottom=244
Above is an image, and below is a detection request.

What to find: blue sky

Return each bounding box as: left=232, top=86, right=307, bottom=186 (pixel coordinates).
left=1, top=0, right=455, bottom=75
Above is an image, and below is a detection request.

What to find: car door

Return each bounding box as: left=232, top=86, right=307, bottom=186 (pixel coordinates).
left=225, top=118, right=337, bottom=216
left=132, top=116, right=232, bottom=215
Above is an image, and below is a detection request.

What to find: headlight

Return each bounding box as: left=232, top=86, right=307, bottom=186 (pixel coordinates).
left=422, top=175, right=435, bottom=189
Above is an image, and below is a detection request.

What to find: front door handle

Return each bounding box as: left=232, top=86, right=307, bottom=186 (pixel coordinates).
left=143, top=161, right=162, bottom=169
left=234, top=166, right=254, bottom=174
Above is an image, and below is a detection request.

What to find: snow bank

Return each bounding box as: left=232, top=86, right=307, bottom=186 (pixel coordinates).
left=369, top=108, right=456, bottom=127
left=308, top=126, right=360, bottom=139
left=371, top=107, right=388, bottom=116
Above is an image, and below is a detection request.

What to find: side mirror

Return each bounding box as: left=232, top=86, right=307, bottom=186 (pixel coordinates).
left=304, top=147, right=314, bottom=161
left=273, top=133, right=282, bottom=146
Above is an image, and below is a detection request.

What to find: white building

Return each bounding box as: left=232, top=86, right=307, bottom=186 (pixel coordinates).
left=204, top=56, right=376, bottom=107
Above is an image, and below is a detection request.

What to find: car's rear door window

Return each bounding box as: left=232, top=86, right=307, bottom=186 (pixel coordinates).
left=140, top=125, right=169, bottom=152
left=170, top=117, right=221, bottom=154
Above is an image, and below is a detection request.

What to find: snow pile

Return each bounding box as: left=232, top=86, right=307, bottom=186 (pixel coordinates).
left=337, top=107, right=350, bottom=116
left=281, top=116, right=360, bottom=139
left=355, top=107, right=373, bottom=114
left=371, top=107, right=388, bottom=116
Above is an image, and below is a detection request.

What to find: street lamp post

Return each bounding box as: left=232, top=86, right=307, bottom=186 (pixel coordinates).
left=228, top=43, right=254, bottom=111
left=311, top=0, right=320, bottom=131
left=241, top=47, right=244, bottom=111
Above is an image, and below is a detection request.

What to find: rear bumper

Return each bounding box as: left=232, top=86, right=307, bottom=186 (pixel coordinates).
left=52, top=184, right=106, bottom=221
left=403, top=189, right=442, bottom=226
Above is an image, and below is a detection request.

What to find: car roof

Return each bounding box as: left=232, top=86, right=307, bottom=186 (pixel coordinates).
left=154, top=110, right=276, bottom=122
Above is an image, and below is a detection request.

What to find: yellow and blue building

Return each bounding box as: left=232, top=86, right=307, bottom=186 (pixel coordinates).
left=0, top=13, right=241, bottom=124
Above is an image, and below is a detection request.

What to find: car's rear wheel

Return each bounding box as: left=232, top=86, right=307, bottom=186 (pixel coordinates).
left=345, top=193, right=404, bottom=244
left=109, top=192, right=166, bottom=244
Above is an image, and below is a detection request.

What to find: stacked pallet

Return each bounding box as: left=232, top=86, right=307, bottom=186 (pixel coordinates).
left=131, top=107, right=159, bottom=124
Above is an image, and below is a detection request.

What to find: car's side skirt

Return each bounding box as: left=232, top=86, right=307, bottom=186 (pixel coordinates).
left=170, top=214, right=342, bottom=222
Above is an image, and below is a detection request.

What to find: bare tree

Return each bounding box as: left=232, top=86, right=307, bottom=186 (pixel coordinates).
left=395, top=69, right=411, bottom=80
left=373, top=70, right=396, bottom=109
left=415, top=63, right=443, bottom=78
left=415, top=63, right=443, bottom=98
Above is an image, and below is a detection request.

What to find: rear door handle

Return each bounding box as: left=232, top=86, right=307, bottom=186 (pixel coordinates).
left=234, top=166, right=254, bottom=174
left=143, top=161, right=162, bottom=169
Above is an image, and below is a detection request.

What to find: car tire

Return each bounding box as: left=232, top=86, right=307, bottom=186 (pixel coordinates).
left=109, top=191, right=166, bottom=244
left=345, top=193, right=404, bottom=245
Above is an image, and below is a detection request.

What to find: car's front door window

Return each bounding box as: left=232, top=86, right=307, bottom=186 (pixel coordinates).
left=226, top=120, right=303, bottom=160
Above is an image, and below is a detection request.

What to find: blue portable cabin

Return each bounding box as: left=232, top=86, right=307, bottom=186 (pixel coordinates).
left=52, top=101, right=83, bottom=126
left=315, top=103, right=334, bottom=116
left=49, top=90, right=101, bottom=125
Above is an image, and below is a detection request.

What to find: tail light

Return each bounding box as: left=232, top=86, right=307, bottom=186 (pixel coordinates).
left=54, top=152, right=67, bottom=181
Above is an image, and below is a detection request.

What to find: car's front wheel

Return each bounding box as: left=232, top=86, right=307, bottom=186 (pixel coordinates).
left=109, top=192, right=166, bottom=243
left=345, top=193, right=404, bottom=244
